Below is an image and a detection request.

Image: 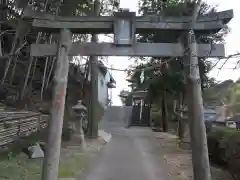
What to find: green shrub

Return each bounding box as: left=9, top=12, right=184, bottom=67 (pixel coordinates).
left=207, top=128, right=240, bottom=178
left=151, top=111, right=161, bottom=127
left=207, top=129, right=225, bottom=157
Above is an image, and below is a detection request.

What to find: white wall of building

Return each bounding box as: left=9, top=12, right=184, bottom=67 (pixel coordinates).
left=88, top=65, right=113, bottom=109
left=98, top=71, right=110, bottom=109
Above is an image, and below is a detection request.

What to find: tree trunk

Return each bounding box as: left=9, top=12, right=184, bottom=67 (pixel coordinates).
left=176, top=93, right=185, bottom=140
left=0, top=0, right=6, bottom=57
left=9, top=35, right=25, bottom=85
left=178, top=119, right=185, bottom=140
left=161, top=91, right=168, bottom=132
left=0, top=24, right=2, bottom=56
left=1, top=27, right=19, bottom=85
left=80, top=58, right=90, bottom=100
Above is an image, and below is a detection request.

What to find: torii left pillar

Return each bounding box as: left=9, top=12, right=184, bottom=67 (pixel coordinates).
left=42, top=29, right=72, bottom=180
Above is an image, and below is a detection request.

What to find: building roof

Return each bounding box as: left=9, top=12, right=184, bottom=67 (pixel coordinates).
left=119, top=91, right=130, bottom=98
left=131, top=90, right=147, bottom=98
left=227, top=115, right=240, bottom=122
left=107, top=82, right=116, bottom=88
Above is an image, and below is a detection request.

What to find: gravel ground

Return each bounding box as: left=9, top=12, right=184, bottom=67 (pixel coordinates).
left=154, top=132, right=234, bottom=180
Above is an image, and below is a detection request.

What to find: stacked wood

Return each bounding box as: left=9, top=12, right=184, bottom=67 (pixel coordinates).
left=0, top=111, right=48, bottom=147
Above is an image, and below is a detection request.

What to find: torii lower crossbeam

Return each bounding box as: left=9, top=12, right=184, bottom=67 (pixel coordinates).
left=31, top=42, right=224, bottom=57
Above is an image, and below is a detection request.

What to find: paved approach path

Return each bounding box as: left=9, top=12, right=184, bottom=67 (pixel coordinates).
left=80, top=107, right=168, bottom=180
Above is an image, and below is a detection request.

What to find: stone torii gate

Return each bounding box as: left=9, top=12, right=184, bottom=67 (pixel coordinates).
left=24, top=8, right=232, bottom=57
left=23, top=7, right=233, bottom=180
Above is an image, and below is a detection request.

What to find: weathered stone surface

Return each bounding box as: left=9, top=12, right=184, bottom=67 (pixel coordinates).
left=98, top=130, right=111, bottom=143
left=31, top=43, right=225, bottom=57
left=28, top=143, right=44, bottom=159
left=23, top=8, right=233, bottom=34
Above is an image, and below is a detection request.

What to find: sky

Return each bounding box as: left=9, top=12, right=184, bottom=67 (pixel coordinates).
left=104, top=0, right=240, bottom=105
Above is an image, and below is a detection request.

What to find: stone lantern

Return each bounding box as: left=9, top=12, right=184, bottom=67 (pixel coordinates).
left=72, top=100, right=87, bottom=149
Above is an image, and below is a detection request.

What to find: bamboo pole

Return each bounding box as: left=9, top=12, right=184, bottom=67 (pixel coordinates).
left=20, top=0, right=51, bottom=99
left=40, top=35, right=53, bottom=100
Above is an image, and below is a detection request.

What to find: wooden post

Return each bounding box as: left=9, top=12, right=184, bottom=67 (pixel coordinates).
left=186, top=30, right=211, bottom=180
left=185, top=1, right=211, bottom=180
left=88, top=36, right=99, bottom=138
left=88, top=0, right=100, bottom=138
left=41, top=29, right=72, bottom=180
